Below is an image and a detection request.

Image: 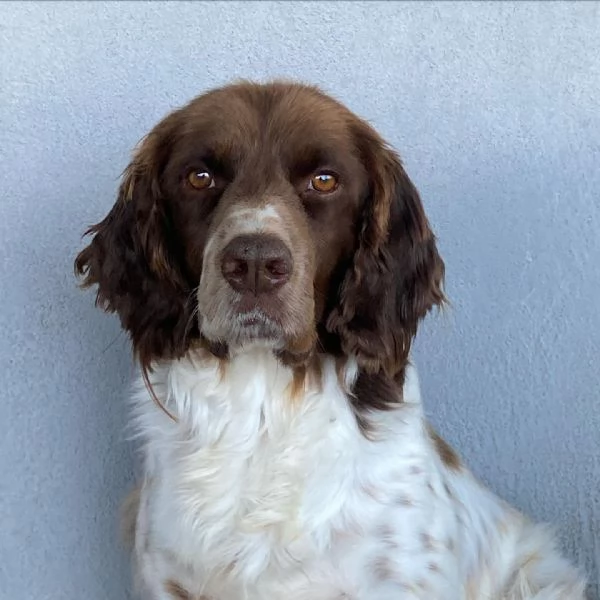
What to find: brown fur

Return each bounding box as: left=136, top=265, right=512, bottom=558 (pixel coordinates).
left=75, top=80, right=445, bottom=420
left=164, top=579, right=192, bottom=600
left=428, top=424, right=462, bottom=471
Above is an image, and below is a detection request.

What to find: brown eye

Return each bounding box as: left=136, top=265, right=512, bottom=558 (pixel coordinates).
left=187, top=169, right=214, bottom=190
left=309, top=172, right=338, bottom=193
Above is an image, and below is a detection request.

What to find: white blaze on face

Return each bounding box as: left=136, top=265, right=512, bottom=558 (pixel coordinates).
left=226, top=205, right=281, bottom=236
left=201, top=203, right=285, bottom=277
left=198, top=202, right=290, bottom=337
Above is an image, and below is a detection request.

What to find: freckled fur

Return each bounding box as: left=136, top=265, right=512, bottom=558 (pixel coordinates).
left=128, top=352, right=584, bottom=599
left=165, top=580, right=192, bottom=600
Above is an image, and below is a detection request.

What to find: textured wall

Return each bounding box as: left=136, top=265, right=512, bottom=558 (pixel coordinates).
left=1, top=2, right=598, bottom=598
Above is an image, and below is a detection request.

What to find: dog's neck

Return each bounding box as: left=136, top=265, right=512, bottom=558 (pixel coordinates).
left=141, top=347, right=421, bottom=439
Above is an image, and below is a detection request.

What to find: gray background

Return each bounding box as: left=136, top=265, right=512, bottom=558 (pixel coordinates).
left=1, top=2, right=598, bottom=598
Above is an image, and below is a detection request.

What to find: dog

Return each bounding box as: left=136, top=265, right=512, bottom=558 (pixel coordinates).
left=76, top=81, right=586, bottom=599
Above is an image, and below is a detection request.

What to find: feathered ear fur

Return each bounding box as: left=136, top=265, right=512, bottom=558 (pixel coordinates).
left=327, top=123, right=445, bottom=378
left=74, top=120, right=194, bottom=369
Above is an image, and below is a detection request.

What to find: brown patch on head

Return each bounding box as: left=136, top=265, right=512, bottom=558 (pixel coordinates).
left=75, top=81, right=368, bottom=368
left=164, top=580, right=191, bottom=600
left=75, top=80, right=445, bottom=427
left=427, top=424, right=461, bottom=471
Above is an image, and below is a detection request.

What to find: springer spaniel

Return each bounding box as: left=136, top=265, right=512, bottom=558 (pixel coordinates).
left=76, top=81, right=586, bottom=599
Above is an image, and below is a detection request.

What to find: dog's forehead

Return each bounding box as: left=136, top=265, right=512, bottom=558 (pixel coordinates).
left=176, top=83, right=356, bottom=154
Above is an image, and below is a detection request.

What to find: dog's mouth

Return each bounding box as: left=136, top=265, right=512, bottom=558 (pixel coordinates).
left=235, top=308, right=282, bottom=341
left=197, top=269, right=315, bottom=356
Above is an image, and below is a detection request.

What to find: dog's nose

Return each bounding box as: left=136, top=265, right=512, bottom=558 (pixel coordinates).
left=221, top=234, right=292, bottom=294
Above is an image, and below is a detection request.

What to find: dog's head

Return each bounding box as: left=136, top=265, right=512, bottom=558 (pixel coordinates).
left=76, top=81, right=444, bottom=376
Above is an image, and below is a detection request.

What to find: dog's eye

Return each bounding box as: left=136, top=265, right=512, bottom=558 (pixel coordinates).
left=187, top=169, right=215, bottom=190
left=309, top=172, right=338, bottom=194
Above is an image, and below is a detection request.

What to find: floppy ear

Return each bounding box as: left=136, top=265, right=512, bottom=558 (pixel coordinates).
left=327, top=124, right=445, bottom=377
left=75, top=126, right=194, bottom=368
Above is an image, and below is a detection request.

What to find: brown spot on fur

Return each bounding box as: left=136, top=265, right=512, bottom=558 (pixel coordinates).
left=396, top=493, right=413, bottom=507
left=164, top=580, right=191, bottom=600
left=372, top=556, right=396, bottom=580
left=427, top=424, right=461, bottom=470
left=361, top=483, right=387, bottom=503
left=378, top=523, right=399, bottom=549
left=420, top=531, right=435, bottom=551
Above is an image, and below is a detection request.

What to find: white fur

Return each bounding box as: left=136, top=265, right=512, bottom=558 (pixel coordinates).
left=130, top=349, right=586, bottom=599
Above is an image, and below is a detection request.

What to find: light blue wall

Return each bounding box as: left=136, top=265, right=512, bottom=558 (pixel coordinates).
left=1, top=2, right=598, bottom=598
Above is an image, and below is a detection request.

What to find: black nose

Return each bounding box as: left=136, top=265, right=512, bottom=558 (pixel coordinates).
left=221, top=234, right=293, bottom=294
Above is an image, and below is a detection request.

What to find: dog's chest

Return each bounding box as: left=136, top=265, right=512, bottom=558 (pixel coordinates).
left=137, top=352, right=458, bottom=597
left=142, top=353, right=361, bottom=561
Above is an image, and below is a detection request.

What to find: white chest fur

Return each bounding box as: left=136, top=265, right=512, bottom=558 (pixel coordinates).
left=132, top=350, right=448, bottom=597
left=129, top=349, right=585, bottom=600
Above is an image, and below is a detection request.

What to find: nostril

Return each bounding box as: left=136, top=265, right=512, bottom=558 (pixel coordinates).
left=224, top=259, right=248, bottom=277
left=221, top=256, right=251, bottom=290
left=221, top=234, right=293, bottom=293
left=265, top=259, right=290, bottom=278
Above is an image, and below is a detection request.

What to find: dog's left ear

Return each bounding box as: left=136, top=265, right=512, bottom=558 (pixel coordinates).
left=74, top=114, right=195, bottom=369
left=327, top=122, right=445, bottom=377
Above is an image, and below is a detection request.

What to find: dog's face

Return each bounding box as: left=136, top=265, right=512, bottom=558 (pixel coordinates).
left=76, top=81, right=444, bottom=375
left=167, top=84, right=369, bottom=360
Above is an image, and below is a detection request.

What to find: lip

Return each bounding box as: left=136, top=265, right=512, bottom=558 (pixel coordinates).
left=235, top=308, right=282, bottom=340
left=240, top=315, right=260, bottom=327
left=238, top=310, right=276, bottom=327
left=235, top=298, right=281, bottom=326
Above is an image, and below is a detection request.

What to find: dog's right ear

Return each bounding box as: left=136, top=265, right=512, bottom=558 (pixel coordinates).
left=327, top=120, right=445, bottom=378
left=75, top=119, right=194, bottom=368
